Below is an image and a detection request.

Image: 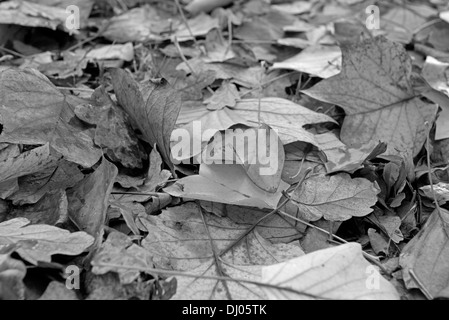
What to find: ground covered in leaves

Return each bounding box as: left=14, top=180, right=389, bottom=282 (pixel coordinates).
left=0, top=0, right=449, bottom=300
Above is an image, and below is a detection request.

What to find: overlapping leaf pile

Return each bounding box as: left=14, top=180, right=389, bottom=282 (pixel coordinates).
left=1, top=0, right=449, bottom=300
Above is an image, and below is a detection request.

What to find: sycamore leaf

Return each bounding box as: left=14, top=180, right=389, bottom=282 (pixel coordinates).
left=224, top=205, right=306, bottom=244
left=141, top=203, right=304, bottom=270
left=0, top=218, right=94, bottom=264
left=172, top=98, right=336, bottom=161
left=400, top=209, right=449, bottom=299
left=172, top=262, right=265, bottom=300
left=139, top=203, right=303, bottom=299
left=290, top=173, right=379, bottom=221
left=303, top=36, right=437, bottom=157
left=261, top=243, right=399, bottom=300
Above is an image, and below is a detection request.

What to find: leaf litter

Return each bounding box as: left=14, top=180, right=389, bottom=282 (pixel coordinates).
left=0, top=0, right=449, bottom=301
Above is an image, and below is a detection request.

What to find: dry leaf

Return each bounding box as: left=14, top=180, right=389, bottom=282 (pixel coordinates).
left=303, top=36, right=437, bottom=157
left=164, top=164, right=288, bottom=209
left=272, top=45, right=341, bottom=79
left=0, top=218, right=94, bottom=264
left=0, top=144, right=53, bottom=184
left=400, top=209, right=449, bottom=299
left=91, top=232, right=153, bottom=284
left=291, top=173, right=379, bottom=221
left=261, top=243, right=399, bottom=299
left=67, top=159, right=117, bottom=241
left=0, top=67, right=103, bottom=167
left=0, top=253, right=26, bottom=300
left=110, top=68, right=181, bottom=170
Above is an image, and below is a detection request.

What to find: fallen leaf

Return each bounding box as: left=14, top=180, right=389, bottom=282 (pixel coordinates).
left=205, top=81, right=240, bottom=110
left=303, top=36, right=437, bottom=157
left=201, top=124, right=285, bottom=193
left=103, top=5, right=170, bottom=42
left=173, top=261, right=265, bottom=299
left=272, top=45, right=341, bottom=79
left=110, top=68, right=182, bottom=170
left=422, top=56, right=449, bottom=140
left=368, top=228, right=389, bottom=255
left=173, top=97, right=336, bottom=161
left=224, top=205, right=307, bottom=244
left=0, top=218, right=94, bottom=264
left=314, top=132, right=386, bottom=173
left=261, top=243, right=399, bottom=299
left=382, top=5, right=436, bottom=43
left=8, top=190, right=69, bottom=226
left=0, top=144, right=53, bottom=184
left=75, top=86, right=147, bottom=169
left=0, top=253, right=26, bottom=300
left=420, top=182, right=449, bottom=205
left=185, top=0, right=234, bottom=14
left=271, top=1, right=312, bottom=15
left=290, top=173, right=379, bottom=221
left=91, top=232, right=153, bottom=284
left=164, top=164, right=288, bottom=209
left=67, top=159, right=117, bottom=241
left=85, top=43, right=134, bottom=62
left=174, top=13, right=220, bottom=42
left=140, top=203, right=303, bottom=299
left=0, top=67, right=103, bottom=167
left=8, top=159, right=84, bottom=205
left=0, top=0, right=77, bottom=33
left=139, top=147, right=171, bottom=194
left=38, top=281, right=78, bottom=300
left=400, top=209, right=449, bottom=299
left=141, top=202, right=304, bottom=270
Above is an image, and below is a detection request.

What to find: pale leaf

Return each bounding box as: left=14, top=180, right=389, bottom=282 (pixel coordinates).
left=261, top=243, right=399, bottom=300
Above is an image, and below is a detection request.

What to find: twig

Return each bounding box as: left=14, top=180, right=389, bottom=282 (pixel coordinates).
left=111, top=191, right=164, bottom=196
left=173, top=35, right=197, bottom=77
left=0, top=46, right=27, bottom=58
left=173, top=0, right=201, bottom=50
left=198, top=204, right=232, bottom=299
left=56, top=86, right=95, bottom=92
